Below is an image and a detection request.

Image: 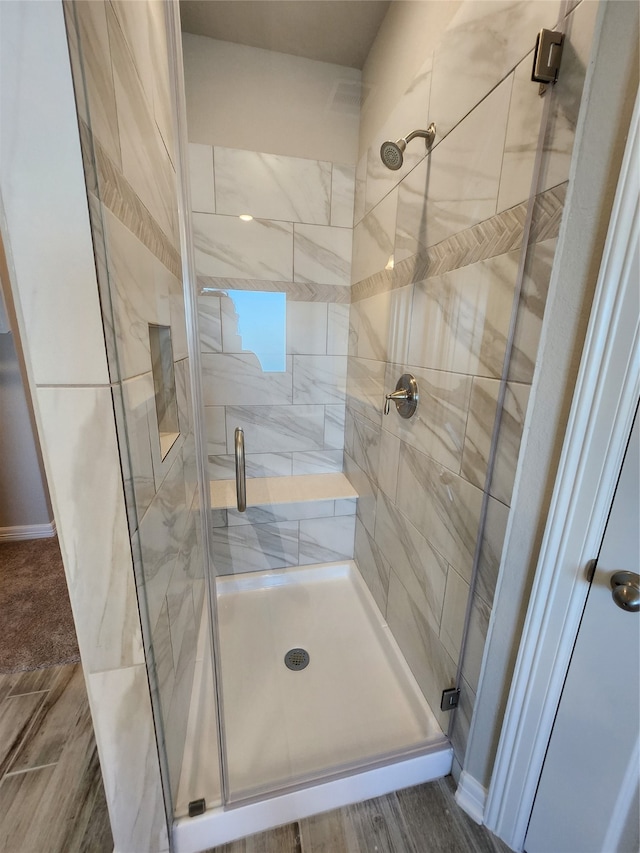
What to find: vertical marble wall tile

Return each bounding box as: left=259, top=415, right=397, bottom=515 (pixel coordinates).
left=327, top=304, right=350, bottom=356
left=351, top=189, right=398, bottom=284
left=294, top=224, right=352, bottom=286
left=67, top=0, right=122, bottom=169
left=292, top=450, right=344, bottom=475
left=344, top=453, right=377, bottom=539
left=429, top=0, right=560, bottom=140
left=201, top=352, right=293, bottom=406
left=407, top=252, right=517, bottom=379
left=87, top=665, right=169, bottom=853
left=298, top=515, right=356, bottom=565
left=459, top=591, right=492, bottom=694
left=212, top=521, right=299, bottom=574
left=204, top=406, right=227, bottom=456
left=345, top=409, right=381, bottom=484
left=364, top=55, right=433, bottom=215
left=346, top=357, right=386, bottom=426
left=293, top=355, right=347, bottom=405
left=214, top=147, right=331, bottom=224
left=439, top=566, right=470, bottom=666
left=354, top=518, right=391, bottom=616
left=396, top=442, right=483, bottom=582
left=541, top=0, right=599, bottom=192
left=286, top=302, right=328, bottom=355
left=354, top=152, right=367, bottom=225
left=146, top=0, right=175, bottom=166
left=37, top=386, right=144, bottom=673
left=225, top=405, right=326, bottom=453
left=374, top=493, right=448, bottom=633
left=384, top=362, right=472, bottom=473
left=498, top=0, right=597, bottom=213
left=396, top=79, right=511, bottom=256
left=198, top=295, right=223, bottom=352
left=212, top=452, right=293, bottom=480
left=194, top=213, right=293, bottom=280
left=509, top=238, right=556, bottom=383
left=324, top=404, right=346, bottom=450
left=188, top=143, right=215, bottom=214
left=331, top=163, right=356, bottom=227
left=450, top=675, right=476, bottom=767
left=351, top=291, right=391, bottom=362
left=377, top=428, right=400, bottom=501
left=226, top=501, right=334, bottom=527
left=121, top=372, right=156, bottom=522
left=461, top=378, right=530, bottom=506
left=107, top=2, right=178, bottom=246
left=497, top=55, right=545, bottom=213
left=138, top=450, right=188, bottom=632
left=385, top=572, right=457, bottom=732
left=102, top=206, right=170, bottom=379
left=152, top=599, right=175, bottom=725
left=474, top=495, right=510, bottom=610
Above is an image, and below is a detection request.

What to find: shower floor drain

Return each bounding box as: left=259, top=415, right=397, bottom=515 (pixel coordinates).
left=284, top=648, right=310, bottom=671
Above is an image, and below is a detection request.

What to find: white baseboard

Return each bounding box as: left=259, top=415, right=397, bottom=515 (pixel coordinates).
left=0, top=521, right=56, bottom=541
left=455, top=770, right=487, bottom=825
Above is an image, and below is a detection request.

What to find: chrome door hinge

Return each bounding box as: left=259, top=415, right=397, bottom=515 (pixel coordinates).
left=532, top=28, right=564, bottom=94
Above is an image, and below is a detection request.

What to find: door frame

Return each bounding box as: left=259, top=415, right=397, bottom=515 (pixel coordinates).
left=483, top=91, right=639, bottom=849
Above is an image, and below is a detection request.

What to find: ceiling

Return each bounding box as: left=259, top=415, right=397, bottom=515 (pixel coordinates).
left=179, top=1, right=391, bottom=70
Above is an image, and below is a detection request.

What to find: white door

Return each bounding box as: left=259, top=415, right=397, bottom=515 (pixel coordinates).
left=525, top=411, right=640, bottom=852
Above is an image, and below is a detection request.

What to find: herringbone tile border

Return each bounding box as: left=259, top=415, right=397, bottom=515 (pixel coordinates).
left=352, top=183, right=567, bottom=303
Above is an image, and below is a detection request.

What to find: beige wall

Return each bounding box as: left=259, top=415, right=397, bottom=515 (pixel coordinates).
left=182, top=33, right=361, bottom=163
left=0, top=328, right=52, bottom=532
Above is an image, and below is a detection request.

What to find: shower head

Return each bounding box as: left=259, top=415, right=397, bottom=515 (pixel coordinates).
left=380, top=122, right=436, bottom=170
left=380, top=139, right=407, bottom=170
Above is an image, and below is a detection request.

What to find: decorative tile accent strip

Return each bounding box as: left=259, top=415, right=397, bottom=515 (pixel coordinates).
left=197, top=276, right=351, bottom=304
left=352, top=183, right=567, bottom=303
left=80, top=121, right=182, bottom=280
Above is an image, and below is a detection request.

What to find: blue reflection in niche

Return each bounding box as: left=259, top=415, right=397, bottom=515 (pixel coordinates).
left=227, top=290, right=286, bottom=372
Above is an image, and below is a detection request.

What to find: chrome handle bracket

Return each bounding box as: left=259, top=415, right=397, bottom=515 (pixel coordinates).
left=234, top=426, right=246, bottom=513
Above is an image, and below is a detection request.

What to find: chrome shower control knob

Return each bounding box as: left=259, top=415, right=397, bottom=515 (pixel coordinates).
left=384, top=374, right=418, bottom=419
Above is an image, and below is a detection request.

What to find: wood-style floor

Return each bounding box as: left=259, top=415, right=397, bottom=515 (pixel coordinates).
left=0, top=663, right=112, bottom=853
left=208, top=777, right=512, bottom=853
left=0, top=660, right=510, bottom=853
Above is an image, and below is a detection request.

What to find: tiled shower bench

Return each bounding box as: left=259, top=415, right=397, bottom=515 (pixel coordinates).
left=209, top=474, right=358, bottom=574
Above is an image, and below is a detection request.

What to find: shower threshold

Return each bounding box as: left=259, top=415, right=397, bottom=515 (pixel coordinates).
left=173, top=561, right=452, bottom=853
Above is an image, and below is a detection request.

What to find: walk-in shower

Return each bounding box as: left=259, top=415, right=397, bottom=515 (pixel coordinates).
left=59, top=0, right=596, bottom=847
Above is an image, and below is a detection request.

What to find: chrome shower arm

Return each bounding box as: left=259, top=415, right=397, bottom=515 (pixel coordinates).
left=404, top=122, right=436, bottom=147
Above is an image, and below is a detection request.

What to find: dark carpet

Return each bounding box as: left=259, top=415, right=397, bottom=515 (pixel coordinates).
left=0, top=536, right=80, bottom=672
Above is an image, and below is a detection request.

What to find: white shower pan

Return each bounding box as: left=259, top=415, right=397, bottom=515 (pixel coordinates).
left=173, top=561, right=452, bottom=853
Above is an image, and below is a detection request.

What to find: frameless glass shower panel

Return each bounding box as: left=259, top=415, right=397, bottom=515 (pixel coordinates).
left=63, top=0, right=220, bottom=815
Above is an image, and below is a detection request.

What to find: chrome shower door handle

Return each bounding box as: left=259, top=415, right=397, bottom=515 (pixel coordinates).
left=234, top=427, right=246, bottom=513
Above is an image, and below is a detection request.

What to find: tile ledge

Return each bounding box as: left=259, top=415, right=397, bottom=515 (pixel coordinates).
left=210, top=473, right=358, bottom=510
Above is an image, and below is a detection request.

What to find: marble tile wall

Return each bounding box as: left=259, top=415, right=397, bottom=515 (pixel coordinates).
left=346, top=0, right=597, bottom=756
left=190, top=144, right=355, bottom=573
left=63, top=0, right=211, bottom=835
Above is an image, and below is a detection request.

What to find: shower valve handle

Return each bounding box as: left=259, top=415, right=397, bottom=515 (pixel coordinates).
left=384, top=374, right=419, bottom=419
left=384, top=388, right=411, bottom=415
